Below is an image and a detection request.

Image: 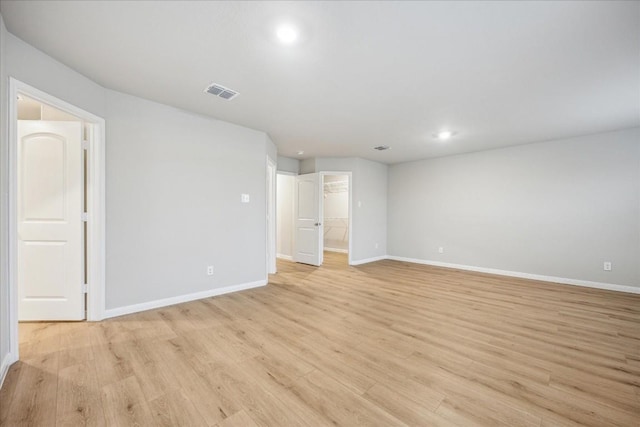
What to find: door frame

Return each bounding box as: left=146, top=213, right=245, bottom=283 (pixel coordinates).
left=266, top=156, right=277, bottom=275
left=320, top=171, right=353, bottom=266
left=7, top=78, right=106, bottom=363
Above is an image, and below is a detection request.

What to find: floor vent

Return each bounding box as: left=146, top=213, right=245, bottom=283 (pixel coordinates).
left=205, top=83, right=239, bottom=101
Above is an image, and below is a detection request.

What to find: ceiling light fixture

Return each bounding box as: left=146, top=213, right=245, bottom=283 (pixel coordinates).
left=296, top=150, right=304, bottom=155
left=435, top=130, right=455, bottom=141
left=276, top=25, right=298, bottom=44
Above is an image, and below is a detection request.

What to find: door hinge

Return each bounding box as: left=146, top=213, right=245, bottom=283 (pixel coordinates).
left=82, top=212, right=89, bottom=222
left=82, top=140, right=89, bottom=150
left=82, top=284, right=88, bottom=294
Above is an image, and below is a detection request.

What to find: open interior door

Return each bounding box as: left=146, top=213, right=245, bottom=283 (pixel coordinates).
left=293, top=173, right=323, bottom=266
left=18, top=120, right=85, bottom=320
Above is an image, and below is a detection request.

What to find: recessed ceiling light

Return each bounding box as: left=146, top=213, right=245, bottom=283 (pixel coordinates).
left=276, top=25, right=298, bottom=44
left=435, top=130, right=456, bottom=141
left=296, top=150, right=304, bottom=155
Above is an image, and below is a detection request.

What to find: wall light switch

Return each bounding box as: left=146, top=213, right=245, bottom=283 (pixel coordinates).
left=241, top=194, right=250, bottom=203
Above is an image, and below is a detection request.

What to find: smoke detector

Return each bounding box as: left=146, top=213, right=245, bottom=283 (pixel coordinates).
left=204, top=83, right=239, bottom=101
left=373, top=145, right=391, bottom=151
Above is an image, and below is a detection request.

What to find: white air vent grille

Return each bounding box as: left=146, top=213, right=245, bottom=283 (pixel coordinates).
left=373, top=145, right=391, bottom=151
left=205, top=83, right=239, bottom=100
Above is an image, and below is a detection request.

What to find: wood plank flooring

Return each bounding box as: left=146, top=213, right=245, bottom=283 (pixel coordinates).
left=1, top=252, right=639, bottom=426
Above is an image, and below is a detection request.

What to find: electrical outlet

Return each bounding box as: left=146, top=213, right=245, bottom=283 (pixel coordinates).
left=375, top=243, right=379, bottom=249
left=438, top=247, right=444, bottom=254
left=207, top=266, right=214, bottom=276
left=603, top=262, right=612, bottom=271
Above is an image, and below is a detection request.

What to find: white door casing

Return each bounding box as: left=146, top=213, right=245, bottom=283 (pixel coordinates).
left=294, top=173, right=323, bottom=266
left=17, top=121, right=85, bottom=320
left=267, top=158, right=277, bottom=274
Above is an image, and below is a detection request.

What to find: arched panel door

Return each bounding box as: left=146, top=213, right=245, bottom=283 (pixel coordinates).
left=18, top=121, right=84, bottom=320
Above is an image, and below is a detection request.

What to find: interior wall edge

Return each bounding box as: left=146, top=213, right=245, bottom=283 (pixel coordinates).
left=0, top=11, right=11, bottom=382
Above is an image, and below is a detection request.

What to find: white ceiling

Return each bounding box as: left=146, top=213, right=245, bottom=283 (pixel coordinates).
left=1, top=1, right=638, bottom=164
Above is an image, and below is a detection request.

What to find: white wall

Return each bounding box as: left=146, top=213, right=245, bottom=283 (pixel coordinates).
left=1, top=22, right=110, bottom=383
left=388, top=128, right=640, bottom=288
left=265, top=135, right=277, bottom=166
left=106, top=90, right=271, bottom=309
left=299, top=158, right=316, bottom=174
left=276, top=174, right=295, bottom=258
left=4, top=32, right=106, bottom=117
left=277, top=155, right=299, bottom=174
left=353, top=158, right=388, bottom=261
left=0, top=27, right=275, bottom=339
left=323, top=175, right=349, bottom=251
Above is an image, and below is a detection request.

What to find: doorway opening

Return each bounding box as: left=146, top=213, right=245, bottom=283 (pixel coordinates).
left=322, top=174, right=350, bottom=265
left=276, top=171, right=352, bottom=267
left=275, top=172, right=296, bottom=262
left=16, top=95, right=86, bottom=322
left=7, top=78, right=106, bottom=367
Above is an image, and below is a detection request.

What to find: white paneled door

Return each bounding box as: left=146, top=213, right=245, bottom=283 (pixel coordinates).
left=18, top=121, right=85, bottom=320
left=294, top=173, right=323, bottom=266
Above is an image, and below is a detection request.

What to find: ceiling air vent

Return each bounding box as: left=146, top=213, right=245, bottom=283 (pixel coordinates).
left=205, top=83, right=239, bottom=101
left=373, top=145, right=391, bottom=151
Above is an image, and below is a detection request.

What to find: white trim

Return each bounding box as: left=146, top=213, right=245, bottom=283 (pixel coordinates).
left=387, top=255, right=640, bottom=294
left=8, top=79, right=107, bottom=366
left=350, top=255, right=388, bottom=266
left=0, top=352, right=19, bottom=389
left=266, top=156, right=277, bottom=275
left=324, top=247, right=348, bottom=254
left=103, top=279, right=268, bottom=319
left=85, top=120, right=106, bottom=321
left=276, top=253, right=294, bottom=261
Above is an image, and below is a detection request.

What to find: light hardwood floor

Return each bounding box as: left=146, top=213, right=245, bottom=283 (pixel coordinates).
left=1, top=252, right=639, bottom=426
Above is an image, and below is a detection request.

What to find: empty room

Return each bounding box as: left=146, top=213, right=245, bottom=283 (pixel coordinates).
left=0, top=1, right=638, bottom=426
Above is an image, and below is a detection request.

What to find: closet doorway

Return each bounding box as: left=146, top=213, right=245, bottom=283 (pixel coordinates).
left=16, top=95, right=86, bottom=320
left=321, top=174, right=350, bottom=263
left=276, top=171, right=352, bottom=267
left=7, top=78, right=106, bottom=368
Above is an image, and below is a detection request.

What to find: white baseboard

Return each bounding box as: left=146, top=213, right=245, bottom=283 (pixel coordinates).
left=350, top=255, right=388, bottom=266
left=103, top=279, right=268, bottom=319
left=276, top=254, right=293, bottom=261
left=0, top=352, right=18, bottom=390
left=387, top=255, right=640, bottom=294
left=324, top=247, right=348, bottom=254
